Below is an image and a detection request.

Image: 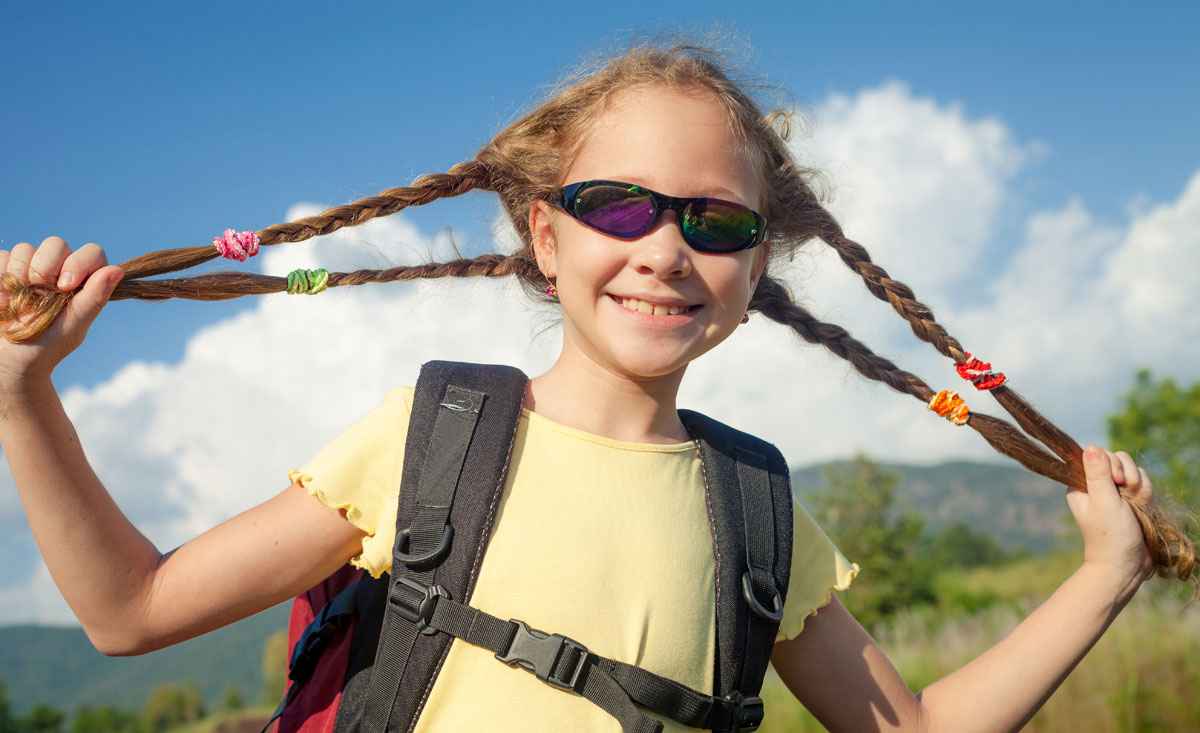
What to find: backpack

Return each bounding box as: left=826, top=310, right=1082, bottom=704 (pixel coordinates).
left=268, top=361, right=794, bottom=732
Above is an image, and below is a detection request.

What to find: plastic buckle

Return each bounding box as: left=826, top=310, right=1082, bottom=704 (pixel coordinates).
left=724, top=691, right=764, bottom=732
left=288, top=612, right=337, bottom=682
left=394, top=525, right=454, bottom=570
left=495, top=619, right=589, bottom=690
left=388, top=576, right=450, bottom=636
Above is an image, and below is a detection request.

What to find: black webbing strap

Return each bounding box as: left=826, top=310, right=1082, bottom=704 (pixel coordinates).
left=679, top=409, right=791, bottom=724
left=261, top=583, right=359, bottom=733
left=360, top=386, right=486, bottom=733
left=734, top=447, right=781, bottom=693
left=388, top=577, right=766, bottom=732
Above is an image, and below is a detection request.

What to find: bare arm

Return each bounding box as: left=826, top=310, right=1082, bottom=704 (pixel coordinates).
left=771, top=447, right=1153, bottom=732
left=0, top=238, right=365, bottom=655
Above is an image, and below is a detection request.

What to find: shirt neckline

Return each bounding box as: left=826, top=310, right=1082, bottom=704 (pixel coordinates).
left=520, top=408, right=698, bottom=454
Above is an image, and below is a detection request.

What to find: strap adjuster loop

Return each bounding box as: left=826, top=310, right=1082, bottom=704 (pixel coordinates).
left=495, top=619, right=589, bottom=690
left=388, top=576, right=449, bottom=636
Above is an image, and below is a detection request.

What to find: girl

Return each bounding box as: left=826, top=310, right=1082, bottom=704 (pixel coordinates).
left=0, top=44, right=1194, bottom=732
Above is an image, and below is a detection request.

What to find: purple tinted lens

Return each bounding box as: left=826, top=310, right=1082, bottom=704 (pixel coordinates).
left=573, top=185, right=656, bottom=238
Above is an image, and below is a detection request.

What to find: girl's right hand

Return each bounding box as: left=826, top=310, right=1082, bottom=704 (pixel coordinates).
left=0, top=236, right=124, bottom=386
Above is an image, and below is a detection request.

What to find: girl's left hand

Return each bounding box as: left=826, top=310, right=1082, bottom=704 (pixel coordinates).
left=1067, top=446, right=1156, bottom=587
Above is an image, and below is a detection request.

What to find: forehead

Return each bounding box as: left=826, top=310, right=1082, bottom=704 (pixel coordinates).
left=564, top=86, right=763, bottom=206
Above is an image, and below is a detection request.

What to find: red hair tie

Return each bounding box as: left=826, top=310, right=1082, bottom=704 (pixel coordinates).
left=956, top=352, right=1007, bottom=391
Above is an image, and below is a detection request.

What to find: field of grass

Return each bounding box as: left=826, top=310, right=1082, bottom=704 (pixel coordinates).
left=759, top=554, right=1200, bottom=732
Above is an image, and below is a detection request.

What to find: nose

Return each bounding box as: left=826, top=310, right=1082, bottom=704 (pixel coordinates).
left=627, top=210, right=693, bottom=279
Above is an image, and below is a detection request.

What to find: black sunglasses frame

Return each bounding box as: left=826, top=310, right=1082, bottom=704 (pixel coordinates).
left=554, top=180, right=768, bottom=254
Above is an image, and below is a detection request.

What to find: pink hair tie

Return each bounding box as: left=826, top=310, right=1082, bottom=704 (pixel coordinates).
left=213, top=229, right=260, bottom=262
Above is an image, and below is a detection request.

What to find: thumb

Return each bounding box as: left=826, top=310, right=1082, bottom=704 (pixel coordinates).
left=62, top=265, right=124, bottom=334
left=1080, top=445, right=1122, bottom=513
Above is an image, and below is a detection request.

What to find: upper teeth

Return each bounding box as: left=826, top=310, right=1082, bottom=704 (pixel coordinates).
left=620, top=297, right=687, bottom=316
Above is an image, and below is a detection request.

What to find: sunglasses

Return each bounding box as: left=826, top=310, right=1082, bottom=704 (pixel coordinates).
left=554, top=180, right=768, bottom=254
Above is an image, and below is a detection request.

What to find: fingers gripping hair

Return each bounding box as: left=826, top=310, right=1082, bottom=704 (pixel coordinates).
left=0, top=273, right=72, bottom=344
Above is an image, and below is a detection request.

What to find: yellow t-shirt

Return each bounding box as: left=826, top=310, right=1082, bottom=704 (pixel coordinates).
left=293, top=387, right=857, bottom=732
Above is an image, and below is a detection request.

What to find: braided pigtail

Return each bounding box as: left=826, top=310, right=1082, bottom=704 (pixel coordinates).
left=765, top=185, right=1197, bottom=582
left=814, top=211, right=1089, bottom=468
left=751, top=274, right=1196, bottom=584
left=752, top=276, right=1073, bottom=484
left=106, top=253, right=540, bottom=302
left=1, top=162, right=495, bottom=343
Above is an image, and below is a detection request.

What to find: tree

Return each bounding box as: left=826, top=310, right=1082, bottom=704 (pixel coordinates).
left=928, top=521, right=1010, bottom=569
left=220, top=685, right=245, bottom=714
left=261, top=629, right=290, bottom=706
left=71, top=704, right=142, bottom=733
left=142, top=684, right=204, bottom=733
left=0, top=678, right=14, bottom=733
left=1108, top=369, right=1200, bottom=508
left=807, top=454, right=936, bottom=630
left=13, top=704, right=63, bottom=733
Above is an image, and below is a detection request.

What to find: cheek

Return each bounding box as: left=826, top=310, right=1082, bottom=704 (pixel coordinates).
left=713, top=254, right=761, bottom=295
left=557, top=235, right=624, bottom=286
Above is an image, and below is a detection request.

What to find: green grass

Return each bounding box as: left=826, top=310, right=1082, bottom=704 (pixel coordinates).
left=758, top=555, right=1200, bottom=732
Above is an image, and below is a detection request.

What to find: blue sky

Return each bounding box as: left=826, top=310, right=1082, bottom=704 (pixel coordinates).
left=5, top=2, right=1199, bottom=388
left=2, top=2, right=1199, bottom=622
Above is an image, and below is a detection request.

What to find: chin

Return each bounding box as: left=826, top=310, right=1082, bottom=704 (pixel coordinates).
left=605, top=349, right=696, bottom=381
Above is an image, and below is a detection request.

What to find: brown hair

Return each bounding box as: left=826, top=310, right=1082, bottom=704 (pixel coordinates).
left=2, top=42, right=1194, bottom=586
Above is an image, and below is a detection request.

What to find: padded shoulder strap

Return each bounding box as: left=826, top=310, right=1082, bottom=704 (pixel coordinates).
left=352, top=361, right=527, bottom=733
left=678, top=409, right=794, bottom=702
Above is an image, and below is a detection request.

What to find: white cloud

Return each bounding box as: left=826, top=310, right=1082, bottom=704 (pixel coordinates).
left=3, top=84, right=1199, bottom=624
left=0, top=563, right=77, bottom=626
left=793, top=80, right=1037, bottom=299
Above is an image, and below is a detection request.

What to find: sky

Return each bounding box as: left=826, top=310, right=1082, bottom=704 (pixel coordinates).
left=2, top=2, right=1199, bottom=623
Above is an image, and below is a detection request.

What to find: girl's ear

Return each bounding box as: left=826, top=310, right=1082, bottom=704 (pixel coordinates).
left=529, top=200, right=558, bottom=279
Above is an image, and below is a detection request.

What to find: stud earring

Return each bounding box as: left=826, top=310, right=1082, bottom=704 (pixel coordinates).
left=740, top=313, right=749, bottom=324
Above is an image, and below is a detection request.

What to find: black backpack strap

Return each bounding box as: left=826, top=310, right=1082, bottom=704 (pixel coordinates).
left=355, top=361, right=527, bottom=733
left=679, top=409, right=794, bottom=708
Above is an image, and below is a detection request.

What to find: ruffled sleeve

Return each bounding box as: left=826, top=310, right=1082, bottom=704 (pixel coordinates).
left=775, top=498, right=859, bottom=641
left=288, top=386, right=415, bottom=578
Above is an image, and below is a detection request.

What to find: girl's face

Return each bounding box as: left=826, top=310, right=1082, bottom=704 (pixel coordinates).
left=531, top=85, right=768, bottom=382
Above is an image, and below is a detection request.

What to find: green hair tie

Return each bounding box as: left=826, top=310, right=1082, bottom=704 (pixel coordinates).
left=286, top=268, right=329, bottom=295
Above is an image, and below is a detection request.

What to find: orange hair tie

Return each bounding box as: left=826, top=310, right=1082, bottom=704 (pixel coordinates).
left=928, top=389, right=970, bottom=426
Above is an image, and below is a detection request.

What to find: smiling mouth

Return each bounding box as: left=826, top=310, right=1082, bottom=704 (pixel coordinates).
left=614, top=296, right=698, bottom=317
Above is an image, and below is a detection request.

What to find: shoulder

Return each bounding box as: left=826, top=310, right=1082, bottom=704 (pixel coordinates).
left=677, top=409, right=788, bottom=469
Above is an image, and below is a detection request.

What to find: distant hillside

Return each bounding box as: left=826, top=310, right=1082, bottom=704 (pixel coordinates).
left=0, top=604, right=288, bottom=716
left=791, top=459, right=1068, bottom=554
left=1, top=460, right=1068, bottom=716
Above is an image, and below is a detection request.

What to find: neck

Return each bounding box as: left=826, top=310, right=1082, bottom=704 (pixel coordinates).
left=526, top=351, right=690, bottom=444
